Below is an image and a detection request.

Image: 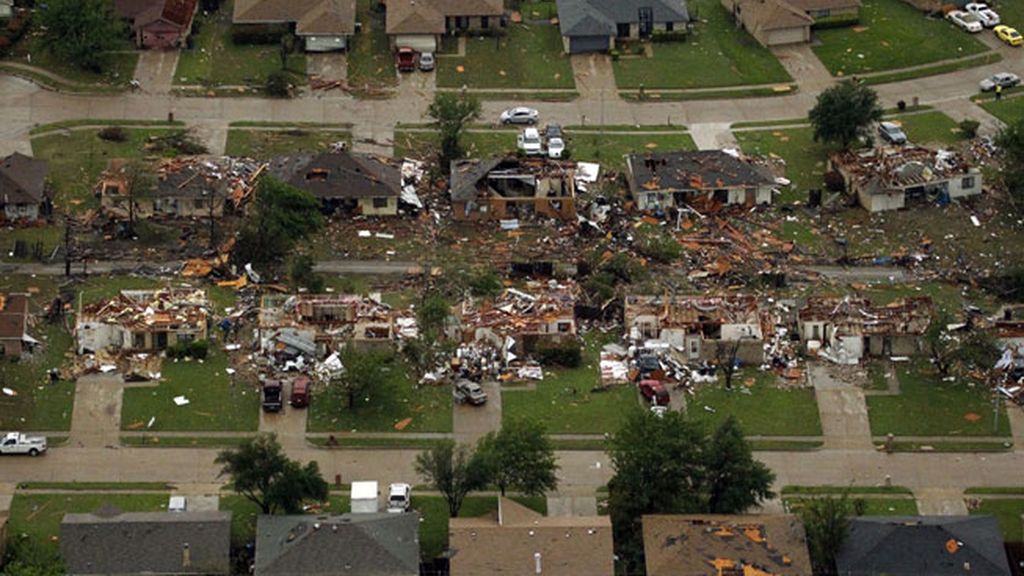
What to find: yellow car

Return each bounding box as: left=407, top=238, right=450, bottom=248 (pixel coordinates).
left=995, top=25, right=1023, bottom=46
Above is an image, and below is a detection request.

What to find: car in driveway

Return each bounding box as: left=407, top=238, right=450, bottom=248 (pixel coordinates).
left=995, top=25, right=1023, bottom=46
left=638, top=380, right=670, bottom=406
left=517, top=127, right=544, bottom=155
left=454, top=380, right=488, bottom=405
left=387, top=483, right=411, bottom=513
left=500, top=107, right=539, bottom=125
left=878, top=121, right=907, bottom=145
left=965, top=3, right=999, bottom=27
left=262, top=380, right=283, bottom=412
left=544, top=124, right=563, bottom=141
left=547, top=137, right=566, bottom=159
left=980, top=72, right=1021, bottom=92
left=947, top=10, right=983, bottom=33
left=396, top=48, right=416, bottom=72
left=419, top=52, right=435, bottom=71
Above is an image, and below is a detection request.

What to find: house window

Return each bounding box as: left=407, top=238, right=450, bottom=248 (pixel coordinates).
left=557, top=321, right=571, bottom=333
left=133, top=332, right=146, bottom=348
left=812, top=8, right=830, bottom=17
left=177, top=333, right=195, bottom=344
left=811, top=324, right=820, bottom=340
left=616, top=22, right=630, bottom=37
left=666, top=21, right=674, bottom=31
left=372, top=197, right=389, bottom=209
left=194, top=198, right=207, bottom=210
left=481, top=16, right=489, bottom=29
left=961, top=176, right=976, bottom=189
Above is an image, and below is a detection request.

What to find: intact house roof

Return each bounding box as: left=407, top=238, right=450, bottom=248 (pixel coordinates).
left=784, top=0, right=860, bottom=12
left=384, top=0, right=504, bottom=35
left=626, top=150, right=776, bottom=195
left=836, top=516, right=1011, bottom=576
left=254, top=513, right=420, bottom=576
left=60, top=510, right=232, bottom=576
left=234, top=0, right=357, bottom=36
left=798, top=296, right=933, bottom=336
left=269, top=150, right=401, bottom=201
left=0, top=293, right=30, bottom=345
left=642, top=514, right=813, bottom=576
left=449, top=157, right=577, bottom=202
left=557, top=0, right=690, bottom=37
left=449, top=497, right=614, bottom=576
left=730, top=0, right=813, bottom=32
left=0, top=152, right=49, bottom=207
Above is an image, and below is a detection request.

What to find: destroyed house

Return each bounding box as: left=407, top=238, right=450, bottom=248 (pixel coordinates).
left=450, top=285, right=577, bottom=360
left=75, top=289, right=210, bottom=354
left=98, top=158, right=231, bottom=220
left=449, top=497, right=614, bottom=576
left=449, top=157, right=577, bottom=222
left=624, top=294, right=767, bottom=364
left=798, top=296, right=933, bottom=362
left=0, top=152, right=50, bottom=222
left=642, top=514, right=813, bottom=576
left=993, top=304, right=1024, bottom=347
left=259, top=294, right=394, bottom=359
left=0, top=293, right=35, bottom=358
left=625, top=150, right=776, bottom=211
left=829, top=146, right=982, bottom=212
left=269, top=150, right=402, bottom=216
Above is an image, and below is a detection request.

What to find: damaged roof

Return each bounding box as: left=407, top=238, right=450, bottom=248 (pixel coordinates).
left=799, top=296, right=933, bottom=336
left=270, top=150, right=401, bottom=200
left=0, top=293, right=29, bottom=342
left=455, top=283, right=577, bottom=337
left=259, top=294, right=393, bottom=328
left=642, top=514, right=813, bottom=576
left=626, top=150, right=776, bottom=195
left=830, top=146, right=975, bottom=193
left=0, top=152, right=48, bottom=206
left=449, top=157, right=576, bottom=202
left=557, top=0, right=689, bottom=37
left=79, top=288, right=209, bottom=331
left=625, top=294, right=763, bottom=328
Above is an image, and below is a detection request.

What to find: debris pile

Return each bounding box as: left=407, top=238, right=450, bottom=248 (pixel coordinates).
left=75, top=288, right=210, bottom=356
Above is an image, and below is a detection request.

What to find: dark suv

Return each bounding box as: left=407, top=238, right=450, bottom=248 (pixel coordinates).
left=262, top=380, right=283, bottom=412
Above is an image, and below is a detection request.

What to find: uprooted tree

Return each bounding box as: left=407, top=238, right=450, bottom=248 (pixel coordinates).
left=809, top=80, right=883, bottom=149
left=216, top=434, right=329, bottom=514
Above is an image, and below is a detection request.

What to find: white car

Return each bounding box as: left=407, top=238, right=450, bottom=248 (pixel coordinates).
left=547, top=137, right=565, bottom=159
left=965, top=3, right=1000, bottom=27
left=0, top=432, right=47, bottom=456
left=947, top=10, right=983, bottom=33
left=979, top=72, right=1021, bottom=92
left=387, top=483, right=411, bottom=513
left=517, top=127, right=543, bottom=155
left=500, top=107, right=539, bottom=125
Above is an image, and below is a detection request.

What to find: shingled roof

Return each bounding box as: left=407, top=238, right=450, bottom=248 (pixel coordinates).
left=234, top=0, right=356, bottom=35
left=0, top=152, right=48, bottom=206
left=270, top=150, right=402, bottom=200
left=384, top=0, right=504, bottom=35
left=626, top=150, right=775, bottom=194
left=557, top=0, right=689, bottom=37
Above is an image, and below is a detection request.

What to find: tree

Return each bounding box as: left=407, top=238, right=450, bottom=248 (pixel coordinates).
left=714, top=340, right=742, bottom=390
left=265, top=70, right=291, bottom=98
left=121, top=160, right=155, bottom=238
left=427, top=92, right=481, bottom=170
left=995, top=119, right=1024, bottom=212
left=809, top=81, right=883, bottom=149
left=476, top=418, right=558, bottom=497
left=331, top=344, right=394, bottom=410
left=800, top=494, right=853, bottom=576
left=415, top=440, right=488, bottom=517
left=925, top=310, right=957, bottom=377
left=37, top=0, right=126, bottom=72
left=233, top=176, right=323, bottom=266
left=215, top=434, right=328, bottom=514
left=2, top=537, right=66, bottom=576
left=289, top=253, right=324, bottom=292
left=417, top=292, right=450, bottom=341
left=279, top=34, right=296, bottom=70
left=704, top=417, right=775, bottom=513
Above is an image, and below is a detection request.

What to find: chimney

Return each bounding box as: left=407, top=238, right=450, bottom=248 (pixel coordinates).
left=182, top=543, right=191, bottom=569
left=534, top=552, right=542, bottom=574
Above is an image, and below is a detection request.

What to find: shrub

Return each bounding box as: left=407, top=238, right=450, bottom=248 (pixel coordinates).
left=166, top=340, right=208, bottom=360
left=265, top=70, right=291, bottom=98
left=959, top=119, right=980, bottom=139
left=652, top=29, right=688, bottom=43
left=230, top=23, right=288, bottom=45
left=609, top=49, right=620, bottom=61
left=97, top=126, right=128, bottom=142
left=534, top=339, right=582, bottom=368
left=187, top=340, right=209, bottom=360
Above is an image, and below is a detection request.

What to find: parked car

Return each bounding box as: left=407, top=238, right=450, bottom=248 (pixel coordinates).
left=396, top=48, right=416, bottom=72
left=636, top=354, right=661, bottom=378
left=454, top=379, right=488, bottom=405
left=965, top=3, right=1000, bottom=27
left=995, top=25, right=1023, bottom=46
left=544, top=123, right=563, bottom=141
left=387, top=483, right=412, bottom=513
left=638, top=380, right=670, bottom=406
left=262, top=380, right=283, bottom=412
left=517, top=127, right=544, bottom=155
left=980, top=72, right=1021, bottom=92
left=0, top=432, right=47, bottom=456
left=419, top=52, right=435, bottom=71
left=290, top=376, right=310, bottom=408
left=500, top=107, right=539, bottom=125
left=547, top=137, right=566, bottom=159
left=878, top=121, right=907, bottom=145
left=947, top=10, right=983, bottom=33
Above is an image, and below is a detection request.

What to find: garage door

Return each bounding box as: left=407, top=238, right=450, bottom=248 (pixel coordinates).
left=395, top=35, right=437, bottom=52
left=765, top=26, right=808, bottom=46
left=569, top=35, right=608, bottom=54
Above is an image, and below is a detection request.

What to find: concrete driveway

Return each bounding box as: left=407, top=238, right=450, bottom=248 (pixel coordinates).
left=258, top=380, right=309, bottom=450
left=133, top=49, right=179, bottom=95
left=453, top=381, right=501, bottom=444
left=70, top=373, right=126, bottom=448
left=808, top=363, right=874, bottom=450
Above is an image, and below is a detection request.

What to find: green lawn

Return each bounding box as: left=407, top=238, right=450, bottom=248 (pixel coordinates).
left=2, top=26, right=138, bottom=91
left=7, top=493, right=169, bottom=555
left=224, top=128, right=353, bottom=159
left=437, top=24, right=575, bottom=90
left=866, top=361, right=1011, bottom=437
left=612, top=0, right=791, bottom=89
left=785, top=496, right=919, bottom=516
left=30, top=125, right=189, bottom=212
left=307, top=357, right=452, bottom=433
left=173, top=1, right=305, bottom=89
left=120, top=348, right=259, bottom=431
left=414, top=495, right=545, bottom=560
left=219, top=494, right=262, bottom=545
left=0, top=226, right=65, bottom=262
left=733, top=127, right=833, bottom=205
left=0, top=323, right=76, bottom=431
left=502, top=333, right=642, bottom=434
left=686, top=371, right=823, bottom=436
left=891, top=111, right=964, bottom=146
left=980, top=95, right=1024, bottom=126
left=972, top=499, right=1024, bottom=542
left=812, top=0, right=989, bottom=76
left=346, top=0, right=398, bottom=93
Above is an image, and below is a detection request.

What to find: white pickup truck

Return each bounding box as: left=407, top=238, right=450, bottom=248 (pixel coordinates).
left=0, top=432, right=47, bottom=456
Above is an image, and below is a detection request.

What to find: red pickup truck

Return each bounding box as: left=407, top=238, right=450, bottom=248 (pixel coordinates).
left=396, top=48, right=416, bottom=72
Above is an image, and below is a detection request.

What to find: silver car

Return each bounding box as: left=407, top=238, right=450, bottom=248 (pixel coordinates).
left=878, top=121, right=907, bottom=145
left=500, top=107, right=539, bottom=125
left=419, top=52, right=435, bottom=72
left=980, top=72, right=1020, bottom=92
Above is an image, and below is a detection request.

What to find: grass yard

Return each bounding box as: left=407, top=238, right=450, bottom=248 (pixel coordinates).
left=224, top=128, right=353, bottom=159
left=307, top=357, right=452, bottom=433
left=612, top=0, right=791, bottom=89
left=502, top=333, right=642, bottom=434
left=686, top=371, right=822, bottom=437
left=414, top=496, right=545, bottom=560
left=174, top=1, right=305, bottom=89
left=219, top=494, right=261, bottom=545
left=0, top=225, right=65, bottom=262
left=437, top=24, right=575, bottom=90
left=866, top=361, right=1010, bottom=437
left=785, top=496, right=919, bottom=516
left=346, top=0, right=398, bottom=93
left=30, top=125, right=193, bottom=212
left=980, top=95, right=1024, bottom=126
left=972, top=499, right=1024, bottom=542
left=7, top=493, right=170, bottom=555
left=0, top=323, right=76, bottom=431
left=812, top=0, right=989, bottom=76
left=2, top=26, right=138, bottom=91
left=891, top=111, right=964, bottom=146
left=733, top=127, right=832, bottom=205
left=120, top=348, right=259, bottom=432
